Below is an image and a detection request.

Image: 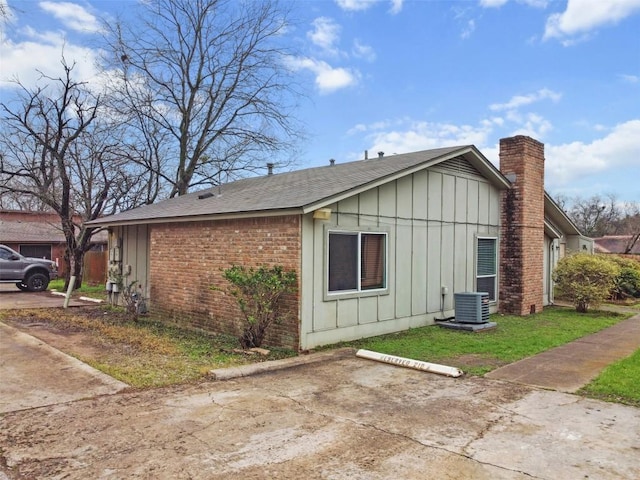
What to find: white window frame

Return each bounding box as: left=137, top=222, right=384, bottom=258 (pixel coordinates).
left=476, top=236, right=498, bottom=302
left=325, top=227, right=389, bottom=300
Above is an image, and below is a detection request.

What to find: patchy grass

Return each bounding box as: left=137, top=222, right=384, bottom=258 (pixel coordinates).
left=579, top=349, right=640, bottom=408
left=49, top=278, right=107, bottom=300
left=2, top=304, right=635, bottom=404
left=1, top=307, right=296, bottom=388
left=329, top=307, right=631, bottom=375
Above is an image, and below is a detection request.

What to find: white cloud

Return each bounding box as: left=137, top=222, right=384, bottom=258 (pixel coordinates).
left=351, top=118, right=494, bottom=159
left=619, top=73, right=640, bottom=83
left=461, top=19, right=476, bottom=39
left=480, top=0, right=548, bottom=8
left=389, top=0, right=404, bottom=14
left=544, top=0, right=640, bottom=41
left=347, top=120, right=393, bottom=135
left=286, top=57, right=359, bottom=94
left=511, top=112, right=553, bottom=138
left=307, top=17, right=341, bottom=55
left=352, top=39, right=376, bottom=61
left=39, top=1, right=103, bottom=34
left=545, top=120, right=640, bottom=187
left=334, top=0, right=403, bottom=14
left=1, top=0, right=15, bottom=25
left=489, top=88, right=562, bottom=111
left=335, top=0, right=378, bottom=11
left=479, top=0, right=509, bottom=7
left=0, top=28, right=99, bottom=89
left=522, top=0, right=549, bottom=7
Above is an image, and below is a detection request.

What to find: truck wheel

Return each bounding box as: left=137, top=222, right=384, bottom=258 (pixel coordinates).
left=16, top=282, right=29, bottom=291
left=26, top=273, right=49, bottom=292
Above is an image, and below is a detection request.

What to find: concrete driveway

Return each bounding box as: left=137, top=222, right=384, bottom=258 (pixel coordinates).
left=0, top=283, right=101, bottom=309
left=1, top=340, right=639, bottom=479
left=0, top=322, right=127, bottom=414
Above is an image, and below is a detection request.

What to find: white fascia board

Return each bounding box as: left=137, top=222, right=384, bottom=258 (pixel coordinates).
left=544, top=218, right=563, bottom=239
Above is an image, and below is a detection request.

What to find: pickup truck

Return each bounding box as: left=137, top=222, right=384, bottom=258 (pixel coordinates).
left=0, top=244, right=59, bottom=292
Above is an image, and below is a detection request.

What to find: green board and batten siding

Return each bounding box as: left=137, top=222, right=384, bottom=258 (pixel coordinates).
left=109, top=224, right=150, bottom=299
left=300, top=158, right=501, bottom=349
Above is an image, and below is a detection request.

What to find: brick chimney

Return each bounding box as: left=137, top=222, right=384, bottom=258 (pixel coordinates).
left=499, top=136, right=545, bottom=315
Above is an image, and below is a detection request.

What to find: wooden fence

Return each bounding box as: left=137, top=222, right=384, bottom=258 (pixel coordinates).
left=83, top=250, right=107, bottom=285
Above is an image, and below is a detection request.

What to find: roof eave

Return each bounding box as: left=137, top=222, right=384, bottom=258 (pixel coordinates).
left=87, top=207, right=304, bottom=227
left=544, top=219, right=563, bottom=239
left=544, top=193, right=584, bottom=237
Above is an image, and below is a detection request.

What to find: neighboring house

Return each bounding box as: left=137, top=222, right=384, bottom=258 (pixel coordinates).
left=0, top=210, right=108, bottom=281
left=88, top=136, right=589, bottom=350
left=593, top=235, right=640, bottom=255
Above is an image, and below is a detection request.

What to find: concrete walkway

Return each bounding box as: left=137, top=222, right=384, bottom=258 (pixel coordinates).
left=0, top=322, right=128, bottom=413
left=486, top=313, right=640, bottom=392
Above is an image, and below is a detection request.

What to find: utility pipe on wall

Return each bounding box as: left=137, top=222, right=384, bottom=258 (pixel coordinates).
left=356, top=349, right=464, bottom=378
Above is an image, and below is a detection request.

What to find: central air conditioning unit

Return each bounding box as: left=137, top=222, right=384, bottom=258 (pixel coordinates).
left=454, top=292, right=490, bottom=324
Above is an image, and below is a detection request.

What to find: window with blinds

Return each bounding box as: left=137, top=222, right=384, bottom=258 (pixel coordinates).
left=328, top=231, right=387, bottom=294
left=476, top=237, right=497, bottom=301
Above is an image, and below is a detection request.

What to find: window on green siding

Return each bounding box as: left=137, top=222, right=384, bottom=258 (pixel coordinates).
left=328, top=231, right=387, bottom=293
left=477, top=237, right=497, bottom=301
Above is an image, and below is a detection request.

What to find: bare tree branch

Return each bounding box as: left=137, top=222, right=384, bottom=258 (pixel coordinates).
left=103, top=0, right=304, bottom=198
left=561, top=194, right=640, bottom=253
left=0, top=57, right=147, bottom=287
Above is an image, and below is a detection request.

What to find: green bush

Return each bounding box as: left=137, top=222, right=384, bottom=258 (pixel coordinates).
left=221, top=265, right=297, bottom=349
left=607, top=256, right=640, bottom=299
left=553, top=253, right=620, bottom=312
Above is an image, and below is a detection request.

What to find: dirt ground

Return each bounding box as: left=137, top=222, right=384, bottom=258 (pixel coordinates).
left=8, top=318, right=108, bottom=359
left=1, top=298, right=640, bottom=479
left=2, top=338, right=640, bottom=479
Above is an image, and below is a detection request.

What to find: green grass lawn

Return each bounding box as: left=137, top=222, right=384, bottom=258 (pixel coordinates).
left=7, top=301, right=636, bottom=404
left=49, top=278, right=107, bottom=299
left=579, top=349, right=640, bottom=408
left=333, top=306, right=631, bottom=376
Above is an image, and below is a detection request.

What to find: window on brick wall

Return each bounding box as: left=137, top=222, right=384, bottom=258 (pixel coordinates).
left=328, top=230, right=387, bottom=294
left=476, top=237, right=497, bottom=301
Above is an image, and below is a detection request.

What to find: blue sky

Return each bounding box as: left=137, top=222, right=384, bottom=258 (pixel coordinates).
left=1, top=0, right=639, bottom=203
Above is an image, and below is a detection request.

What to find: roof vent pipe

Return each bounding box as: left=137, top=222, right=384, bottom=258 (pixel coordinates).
left=329, top=158, right=335, bottom=166
left=267, top=162, right=274, bottom=175
left=378, top=151, right=384, bottom=158
left=364, top=150, right=368, bottom=160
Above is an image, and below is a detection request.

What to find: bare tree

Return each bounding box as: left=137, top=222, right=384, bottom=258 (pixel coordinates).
left=104, top=0, right=302, bottom=198
left=0, top=59, right=144, bottom=287
left=567, top=194, right=621, bottom=237
left=561, top=194, right=640, bottom=252
left=0, top=185, right=50, bottom=211
left=619, top=202, right=640, bottom=253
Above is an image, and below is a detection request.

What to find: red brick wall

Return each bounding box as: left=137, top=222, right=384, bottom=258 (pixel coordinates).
left=148, top=215, right=302, bottom=349
left=499, top=136, right=545, bottom=315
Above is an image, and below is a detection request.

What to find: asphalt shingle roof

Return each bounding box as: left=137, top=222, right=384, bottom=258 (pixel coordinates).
left=594, top=236, right=640, bottom=254
left=0, top=218, right=107, bottom=243
left=90, top=145, right=504, bottom=226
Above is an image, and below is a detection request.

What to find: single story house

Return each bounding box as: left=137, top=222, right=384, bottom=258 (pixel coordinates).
left=593, top=235, right=640, bottom=256
left=0, top=210, right=108, bottom=281
left=89, top=136, right=590, bottom=350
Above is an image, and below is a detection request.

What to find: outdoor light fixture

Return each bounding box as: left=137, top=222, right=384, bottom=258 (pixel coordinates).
left=313, top=208, right=332, bottom=220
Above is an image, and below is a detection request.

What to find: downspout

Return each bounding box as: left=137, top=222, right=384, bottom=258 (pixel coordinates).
left=548, top=239, right=556, bottom=305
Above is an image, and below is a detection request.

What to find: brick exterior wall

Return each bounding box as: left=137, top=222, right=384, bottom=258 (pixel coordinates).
left=148, top=215, right=302, bottom=349
left=499, top=136, right=545, bottom=315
